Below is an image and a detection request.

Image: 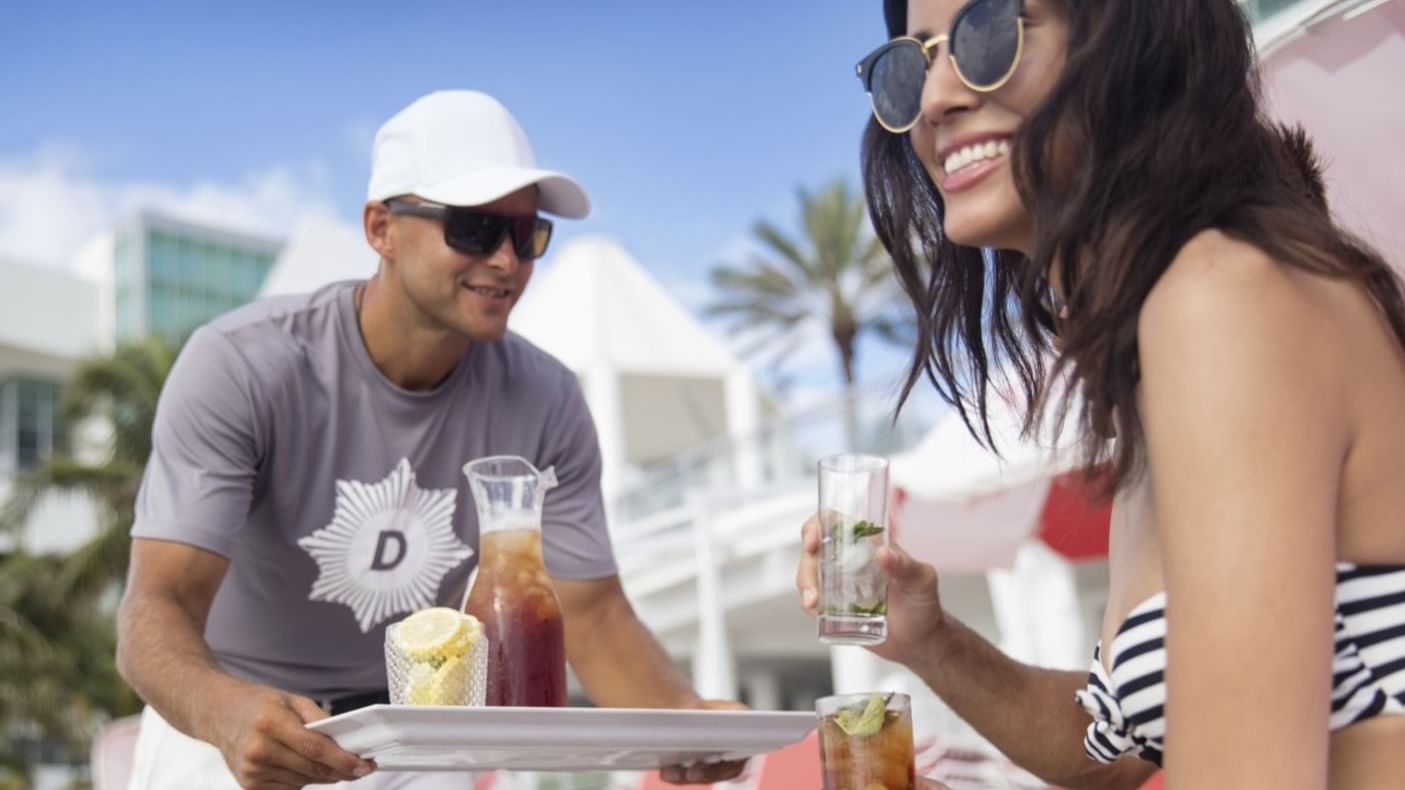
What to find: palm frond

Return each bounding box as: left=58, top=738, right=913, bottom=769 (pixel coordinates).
left=0, top=473, right=45, bottom=538
left=0, top=338, right=172, bottom=759
left=0, top=458, right=141, bottom=537
left=704, top=177, right=900, bottom=385
left=749, top=221, right=815, bottom=282
left=58, top=517, right=133, bottom=601
left=709, top=262, right=802, bottom=301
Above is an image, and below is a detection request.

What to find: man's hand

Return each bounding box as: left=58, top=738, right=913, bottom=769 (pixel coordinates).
left=795, top=513, right=947, bottom=667
left=211, top=685, right=375, bottom=789
left=657, top=698, right=750, bottom=785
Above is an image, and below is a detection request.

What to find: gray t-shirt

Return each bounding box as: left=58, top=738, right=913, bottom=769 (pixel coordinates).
left=132, top=281, right=615, bottom=697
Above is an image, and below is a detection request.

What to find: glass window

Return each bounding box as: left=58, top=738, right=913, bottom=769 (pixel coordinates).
left=253, top=253, right=274, bottom=293
left=1, top=378, right=61, bottom=474
left=174, top=236, right=192, bottom=289
left=210, top=244, right=233, bottom=299
left=151, top=284, right=176, bottom=339
left=1243, top=0, right=1302, bottom=23
left=114, top=233, right=132, bottom=283
left=237, top=252, right=260, bottom=297
left=149, top=231, right=175, bottom=285
left=187, top=236, right=210, bottom=292
left=0, top=383, right=14, bottom=478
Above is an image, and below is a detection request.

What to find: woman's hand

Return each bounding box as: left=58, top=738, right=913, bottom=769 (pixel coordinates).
left=795, top=513, right=947, bottom=667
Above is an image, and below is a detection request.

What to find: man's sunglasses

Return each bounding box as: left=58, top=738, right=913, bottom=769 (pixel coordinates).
left=857, top=0, right=1025, bottom=133
left=385, top=199, right=554, bottom=260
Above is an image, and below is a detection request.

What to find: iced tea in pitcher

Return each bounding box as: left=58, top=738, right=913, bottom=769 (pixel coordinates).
left=462, top=456, right=567, bottom=707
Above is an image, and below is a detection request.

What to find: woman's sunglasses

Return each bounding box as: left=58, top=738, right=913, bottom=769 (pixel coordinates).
left=385, top=199, right=554, bottom=260
left=856, top=0, right=1026, bottom=133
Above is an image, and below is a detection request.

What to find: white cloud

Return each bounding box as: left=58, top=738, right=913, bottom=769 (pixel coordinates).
left=0, top=143, right=339, bottom=270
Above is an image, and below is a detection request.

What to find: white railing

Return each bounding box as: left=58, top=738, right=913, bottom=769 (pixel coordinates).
left=1246, top=0, right=1393, bottom=55
left=609, top=387, right=931, bottom=530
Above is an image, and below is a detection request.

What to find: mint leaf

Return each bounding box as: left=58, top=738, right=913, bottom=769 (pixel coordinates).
left=835, top=694, right=888, bottom=737
left=848, top=601, right=887, bottom=616
left=850, top=520, right=884, bottom=540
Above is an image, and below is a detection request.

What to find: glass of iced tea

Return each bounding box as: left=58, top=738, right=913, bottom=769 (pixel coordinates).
left=816, top=692, right=915, bottom=790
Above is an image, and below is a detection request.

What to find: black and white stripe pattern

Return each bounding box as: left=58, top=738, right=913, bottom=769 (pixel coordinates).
left=1075, top=594, right=1168, bottom=766
left=1075, top=563, right=1405, bottom=767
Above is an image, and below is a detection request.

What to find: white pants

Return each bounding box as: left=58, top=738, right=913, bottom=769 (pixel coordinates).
left=127, top=705, right=475, bottom=790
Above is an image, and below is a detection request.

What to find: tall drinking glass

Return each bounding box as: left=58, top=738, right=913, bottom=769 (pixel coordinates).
left=817, top=453, right=889, bottom=645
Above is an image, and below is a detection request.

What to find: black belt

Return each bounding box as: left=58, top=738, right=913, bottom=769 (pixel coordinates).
left=319, top=689, right=390, bottom=716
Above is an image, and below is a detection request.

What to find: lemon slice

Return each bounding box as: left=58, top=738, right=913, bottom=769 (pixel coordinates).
left=405, top=655, right=471, bottom=705
left=405, top=662, right=438, bottom=705
left=429, top=655, right=469, bottom=704
left=395, top=607, right=469, bottom=661
left=447, top=615, right=483, bottom=657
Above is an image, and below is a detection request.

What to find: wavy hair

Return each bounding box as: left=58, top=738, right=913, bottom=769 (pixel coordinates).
left=867, top=0, right=1405, bottom=492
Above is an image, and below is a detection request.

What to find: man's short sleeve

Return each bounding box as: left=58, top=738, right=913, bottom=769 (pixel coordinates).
left=132, top=327, right=263, bottom=558
left=539, top=372, right=616, bottom=580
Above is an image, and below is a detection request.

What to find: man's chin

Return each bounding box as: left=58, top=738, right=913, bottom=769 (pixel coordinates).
left=460, top=322, right=510, bottom=344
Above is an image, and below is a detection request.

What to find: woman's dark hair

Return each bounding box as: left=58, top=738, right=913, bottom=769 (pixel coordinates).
left=867, top=0, right=1405, bottom=492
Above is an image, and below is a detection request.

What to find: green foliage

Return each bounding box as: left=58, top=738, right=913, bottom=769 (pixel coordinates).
left=0, top=337, right=176, bottom=779
left=705, top=178, right=913, bottom=387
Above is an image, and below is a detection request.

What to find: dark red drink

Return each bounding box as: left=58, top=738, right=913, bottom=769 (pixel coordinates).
left=463, top=528, right=567, bottom=707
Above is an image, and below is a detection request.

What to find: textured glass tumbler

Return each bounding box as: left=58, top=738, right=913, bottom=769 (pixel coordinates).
left=384, top=622, right=488, bottom=706
left=817, top=453, right=890, bottom=645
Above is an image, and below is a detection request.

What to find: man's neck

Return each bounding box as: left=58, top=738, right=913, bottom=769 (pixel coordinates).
left=355, top=275, right=470, bottom=391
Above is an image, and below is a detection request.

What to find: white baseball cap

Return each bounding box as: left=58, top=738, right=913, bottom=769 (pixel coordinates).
left=366, top=90, right=590, bottom=219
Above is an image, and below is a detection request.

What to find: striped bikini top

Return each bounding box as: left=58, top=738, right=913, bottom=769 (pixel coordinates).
left=1075, top=563, right=1405, bottom=766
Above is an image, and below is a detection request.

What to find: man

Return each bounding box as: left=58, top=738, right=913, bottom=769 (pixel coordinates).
left=117, top=90, right=743, bottom=789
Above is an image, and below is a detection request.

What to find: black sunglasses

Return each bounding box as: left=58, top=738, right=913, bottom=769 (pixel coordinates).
left=857, top=0, right=1026, bottom=133
left=385, top=199, right=554, bottom=260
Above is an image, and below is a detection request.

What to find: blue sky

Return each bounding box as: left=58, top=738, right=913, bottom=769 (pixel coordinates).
left=1, top=1, right=937, bottom=400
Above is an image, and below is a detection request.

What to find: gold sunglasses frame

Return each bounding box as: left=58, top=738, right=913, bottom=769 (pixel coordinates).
left=858, top=14, right=1027, bottom=134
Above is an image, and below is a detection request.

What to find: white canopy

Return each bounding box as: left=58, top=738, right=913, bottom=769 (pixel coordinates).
left=511, top=236, right=741, bottom=378
left=888, top=390, right=1083, bottom=573
left=889, top=389, right=1079, bottom=500
left=259, top=216, right=376, bottom=297
left=1261, top=1, right=1405, bottom=264
left=512, top=236, right=765, bottom=499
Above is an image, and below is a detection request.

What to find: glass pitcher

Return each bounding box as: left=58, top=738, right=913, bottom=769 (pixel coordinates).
left=461, top=455, right=568, bottom=707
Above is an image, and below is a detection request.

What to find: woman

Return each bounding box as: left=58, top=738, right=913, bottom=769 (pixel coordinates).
left=796, top=1, right=1405, bottom=787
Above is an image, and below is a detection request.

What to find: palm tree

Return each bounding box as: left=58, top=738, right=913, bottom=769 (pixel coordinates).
left=2, top=338, right=174, bottom=597
left=0, top=551, right=137, bottom=776
left=706, top=177, right=912, bottom=449
left=0, top=338, right=175, bottom=776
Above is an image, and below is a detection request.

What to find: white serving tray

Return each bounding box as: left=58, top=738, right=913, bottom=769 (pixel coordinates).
left=306, top=705, right=816, bottom=772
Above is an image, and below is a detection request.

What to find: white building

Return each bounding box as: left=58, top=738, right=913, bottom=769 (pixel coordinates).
left=0, top=257, right=103, bottom=555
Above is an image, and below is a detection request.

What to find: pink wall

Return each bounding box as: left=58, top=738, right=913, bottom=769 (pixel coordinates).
left=1261, top=0, right=1405, bottom=271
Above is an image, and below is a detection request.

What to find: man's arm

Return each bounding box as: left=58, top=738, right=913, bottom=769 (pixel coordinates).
left=555, top=574, right=748, bottom=785
left=799, top=523, right=1156, bottom=790
left=118, top=538, right=374, bottom=788
left=555, top=574, right=701, bottom=709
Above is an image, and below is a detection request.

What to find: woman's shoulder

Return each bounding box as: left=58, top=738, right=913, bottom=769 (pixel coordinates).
left=1136, top=229, right=1362, bottom=423
left=1140, top=229, right=1352, bottom=357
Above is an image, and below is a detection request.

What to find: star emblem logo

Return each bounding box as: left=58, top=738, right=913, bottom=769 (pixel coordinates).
left=298, top=458, right=474, bottom=632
